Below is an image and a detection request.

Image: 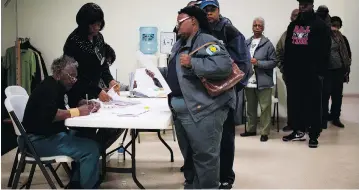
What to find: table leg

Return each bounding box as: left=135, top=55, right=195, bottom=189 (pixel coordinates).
left=100, top=149, right=106, bottom=182
left=157, top=131, right=174, bottom=162
left=131, top=129, right=145, bottom=189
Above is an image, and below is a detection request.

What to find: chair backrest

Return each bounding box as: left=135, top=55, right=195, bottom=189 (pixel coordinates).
left=4, top=95, right=29, bottom=136
left=273, top=69, right=278, bottom=98
left=5, top=86, right=29, bottom=97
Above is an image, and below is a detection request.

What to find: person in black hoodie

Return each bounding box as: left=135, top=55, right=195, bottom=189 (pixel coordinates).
left=282, top=0, right=331, bottom=148
left=63, top=3, right=124, bottom=152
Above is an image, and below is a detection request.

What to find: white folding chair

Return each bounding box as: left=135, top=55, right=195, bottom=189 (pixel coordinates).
left=272, top=69, right=280, bottom=132
left=5, top=86, right=29, bottom=97
left=5, top=95, right=73, bottom=189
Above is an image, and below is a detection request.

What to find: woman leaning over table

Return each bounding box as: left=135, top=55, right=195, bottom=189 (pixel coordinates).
left=63, top=3, right=124, bottom=152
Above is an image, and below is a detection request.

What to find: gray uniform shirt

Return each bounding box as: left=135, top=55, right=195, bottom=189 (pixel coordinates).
left=159, top=31, right=235, bottom=122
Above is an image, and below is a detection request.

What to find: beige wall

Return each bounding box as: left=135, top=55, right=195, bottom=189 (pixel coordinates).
left=1, top=0, right=357, bottom=117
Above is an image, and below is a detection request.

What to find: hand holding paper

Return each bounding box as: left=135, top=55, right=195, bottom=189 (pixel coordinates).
left=99, top=90, right=112, bottom=102
left=109, top=80, right=120, bottom=95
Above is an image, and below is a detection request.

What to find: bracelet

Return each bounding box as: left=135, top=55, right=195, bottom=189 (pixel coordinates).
left=69, top=108, right=80, bottom=118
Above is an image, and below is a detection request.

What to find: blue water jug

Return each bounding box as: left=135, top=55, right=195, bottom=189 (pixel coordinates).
left=139, top=27, right=158, bottom=54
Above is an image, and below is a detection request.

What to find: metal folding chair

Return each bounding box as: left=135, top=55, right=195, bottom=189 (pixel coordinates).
left=5, top=95, right=73, bottom=189
left=271, top=70, right=280, bottom=132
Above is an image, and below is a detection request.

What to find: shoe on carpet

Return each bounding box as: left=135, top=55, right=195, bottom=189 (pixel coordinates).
left=308, top=139, right=319, bottom=148
left=219, top=182, right=233, bottom=189
left=332, top=119, right=345, bottom=128
left=282, top=131, right=306, bottom=142
left=240, top=132, right=256, bottom=137
left=282, top=125, right=292, bottom=132
left=260, top=135, right=268, bottom=142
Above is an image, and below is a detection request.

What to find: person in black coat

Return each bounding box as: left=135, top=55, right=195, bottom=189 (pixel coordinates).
left=281, top=0, right=331, bottom=148
left=63, top=3, right=124, bottom=152
left=331, top=16, right=352, bottom=82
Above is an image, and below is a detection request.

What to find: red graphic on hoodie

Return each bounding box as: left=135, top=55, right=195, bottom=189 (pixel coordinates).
left=292, top=25, right=311, bottom=45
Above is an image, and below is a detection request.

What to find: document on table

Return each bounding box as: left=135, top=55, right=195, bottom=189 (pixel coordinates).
left=138, top=56, right=172, bottom=95
left=105, top=86, right=141, bottom=107
left=112, top=107, right=149, bottom=117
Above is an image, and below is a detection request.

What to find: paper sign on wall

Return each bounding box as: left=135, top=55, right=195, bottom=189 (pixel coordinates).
left=160, top=32, right=176, bottom=54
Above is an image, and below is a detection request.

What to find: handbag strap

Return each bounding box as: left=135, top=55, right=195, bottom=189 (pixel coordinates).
left=188, top=42, right=217, bottom=56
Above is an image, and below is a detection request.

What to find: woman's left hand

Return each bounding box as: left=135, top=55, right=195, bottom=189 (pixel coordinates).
left=180, top=54, right=192, bottom=68
left=251, top=58, right=258, bottom=65
left=109, top=80, right=120, bottom=95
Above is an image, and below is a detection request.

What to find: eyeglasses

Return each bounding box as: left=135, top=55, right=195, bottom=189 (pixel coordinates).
left=66, top=73, right=77, bottom=82
left=176, top=17, right=191, bottom=29
left=253, top=24, right=264, bottom=28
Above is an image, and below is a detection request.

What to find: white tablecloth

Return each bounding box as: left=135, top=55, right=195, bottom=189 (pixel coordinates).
left=65, top=92, right=172, bottom=129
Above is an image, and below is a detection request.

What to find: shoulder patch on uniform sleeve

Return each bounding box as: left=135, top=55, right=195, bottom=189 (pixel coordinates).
left=206, top=44, right=220, bottom=55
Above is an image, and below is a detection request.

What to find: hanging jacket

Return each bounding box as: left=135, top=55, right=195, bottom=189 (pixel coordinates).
left=2, top=47, right=37, bottom=94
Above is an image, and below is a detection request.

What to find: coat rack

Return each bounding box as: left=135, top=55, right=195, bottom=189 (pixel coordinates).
left=4, top=0, right=21, bottom=85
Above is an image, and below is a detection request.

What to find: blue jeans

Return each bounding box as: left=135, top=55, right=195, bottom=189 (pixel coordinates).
left=28, top=131, right=100, bottom=189
left=171, top=97, right=229, bottom=189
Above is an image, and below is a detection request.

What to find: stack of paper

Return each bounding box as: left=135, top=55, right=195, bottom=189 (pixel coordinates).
left=112, top=107, right=149, bottom=117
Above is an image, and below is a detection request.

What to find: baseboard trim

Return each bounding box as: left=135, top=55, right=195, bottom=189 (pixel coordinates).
left=343, top=93, right=359, bottom=98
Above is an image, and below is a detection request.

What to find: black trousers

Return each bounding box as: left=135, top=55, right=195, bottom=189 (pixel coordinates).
left=220, top=109, right=235, bottom=184
left=322, top=68, right=344, bottom=123
left=287, top=75, right=323, bottom=139
left=284, top=78, right=292, bottom=127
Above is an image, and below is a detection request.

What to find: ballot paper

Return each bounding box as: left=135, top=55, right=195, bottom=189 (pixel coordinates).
left=105, top=85, right=141, bottom=107
left=132, top=87, right=167, bottom=98
left=102, top=100, right=140, bottom=109
left=137, top=54, right=172, bottom=95
left=112, top=107, right=149, bottom=117
left=107, top=85, right=122, bottom=101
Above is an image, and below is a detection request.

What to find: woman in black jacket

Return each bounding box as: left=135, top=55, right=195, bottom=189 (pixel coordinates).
left=64, top=3, right=124, bottom=151
left=64, top=3, right=119, bottom=105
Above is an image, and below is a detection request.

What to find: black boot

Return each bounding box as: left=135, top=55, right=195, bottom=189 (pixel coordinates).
left=260, top=135, right=268, bottom=142
left=308, top=139, right=319, bottom=148
left=332, top=119, right=345, bottom=128
left=240, top=132, right=256, bottom=137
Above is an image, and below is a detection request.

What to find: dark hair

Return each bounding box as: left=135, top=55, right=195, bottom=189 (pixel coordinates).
left=331, top=16, right=343, bottom=27
left=187, top=1, right=200, bottom=6
left=76, top=3, right=105, bottom=34
left=178, top=6, right=211, bottom=34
